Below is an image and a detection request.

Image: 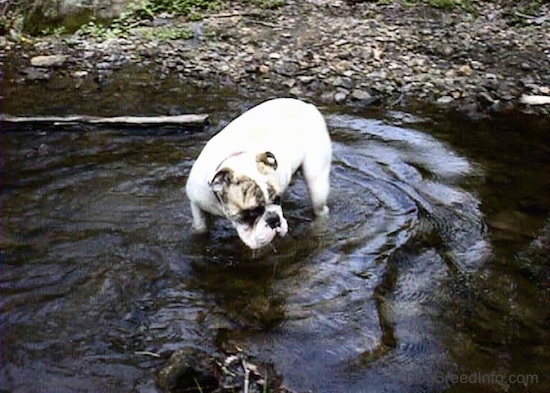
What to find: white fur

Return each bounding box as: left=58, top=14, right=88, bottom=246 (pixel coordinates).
left=186, top=98, right=332, bottom=249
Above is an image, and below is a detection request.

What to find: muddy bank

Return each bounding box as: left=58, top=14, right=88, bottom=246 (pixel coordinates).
left=3, top=0, right=550, bottom=116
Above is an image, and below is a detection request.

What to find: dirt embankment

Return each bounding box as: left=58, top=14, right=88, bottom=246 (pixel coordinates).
left=3, top=0, right=550, bottom=116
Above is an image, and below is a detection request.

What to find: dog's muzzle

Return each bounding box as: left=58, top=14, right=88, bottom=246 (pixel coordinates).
left=265, top=211, right=281, bottom=229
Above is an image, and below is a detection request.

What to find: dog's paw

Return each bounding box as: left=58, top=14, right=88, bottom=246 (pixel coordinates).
left=192, top=223, right=209, bottom=234
left=314, top=205, right=330, bottom=218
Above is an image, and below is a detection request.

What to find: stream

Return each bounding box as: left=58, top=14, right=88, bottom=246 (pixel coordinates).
left=2, top=71, right=549, bottom=393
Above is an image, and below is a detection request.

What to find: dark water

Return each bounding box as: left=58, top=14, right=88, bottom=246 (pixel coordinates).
left=2, top=72, right=549, bottom=392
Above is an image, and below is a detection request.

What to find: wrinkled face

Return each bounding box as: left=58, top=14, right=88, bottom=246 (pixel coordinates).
left=210, top=152, right=288, bottom=249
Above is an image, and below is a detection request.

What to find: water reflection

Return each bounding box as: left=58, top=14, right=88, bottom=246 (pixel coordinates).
left=2, top=107, right=549, bottom=392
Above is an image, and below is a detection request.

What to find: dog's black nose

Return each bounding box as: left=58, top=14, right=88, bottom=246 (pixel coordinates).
left=265, top=212, right=281, bottom=229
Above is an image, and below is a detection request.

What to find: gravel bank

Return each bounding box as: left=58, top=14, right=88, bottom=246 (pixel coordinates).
left=4, top=0, right=550, bottom=115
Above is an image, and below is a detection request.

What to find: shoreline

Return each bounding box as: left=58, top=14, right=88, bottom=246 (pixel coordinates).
left=3, top=0, right=550, bottom=117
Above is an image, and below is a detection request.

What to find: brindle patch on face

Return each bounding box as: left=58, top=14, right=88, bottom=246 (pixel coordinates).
left=267, top=182, right=282, bottom=204
left=223, top=175, right=266, bottom=218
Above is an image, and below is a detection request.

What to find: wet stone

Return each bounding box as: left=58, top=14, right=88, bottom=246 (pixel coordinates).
left=436, top=96, right=455, bottom=105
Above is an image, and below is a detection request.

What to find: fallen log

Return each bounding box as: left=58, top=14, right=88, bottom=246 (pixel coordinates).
left=1, top=114, right=210, bottom=127
left=519, top=95, right=550, bottom=106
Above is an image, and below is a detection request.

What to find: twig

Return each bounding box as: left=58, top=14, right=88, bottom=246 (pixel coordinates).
left=247, top=20, right=281, bottom=28
left=242, top=359, right=250, bottom=393
left=134, top=350, right=162, bottom=358
left=206, top=11, right=264, bottom=19
left=514, top=11, right=535, bottom=19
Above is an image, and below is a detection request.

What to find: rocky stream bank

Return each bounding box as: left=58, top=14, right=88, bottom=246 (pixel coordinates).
left=3, top=0, right=550, bottom=116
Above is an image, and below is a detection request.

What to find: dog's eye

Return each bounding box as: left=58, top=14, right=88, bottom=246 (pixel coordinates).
left=241, top=206, right=265, bottom=224
left=273, top=195, right=282, bottom=205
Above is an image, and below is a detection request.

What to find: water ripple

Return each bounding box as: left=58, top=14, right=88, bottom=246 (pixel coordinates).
left=2, top=111, right=491, bottom=393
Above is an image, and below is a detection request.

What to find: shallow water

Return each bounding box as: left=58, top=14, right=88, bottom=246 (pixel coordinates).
left=2, top=80, right=549, bottom=392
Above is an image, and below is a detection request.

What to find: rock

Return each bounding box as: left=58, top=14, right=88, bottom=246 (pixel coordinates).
left=273, top=62, right=299, bottom=77
left=340, top=77, right=354, bottom=89
left=368, top=70, right=388, bottom=80
left=458, top=64, right=473, bottom=76
left=520, top=62, right=532, bottom=71
left=351, top=89, right=372, bottom=101
left=470, top=61, right=483, bottom=70
left=283, top=78, right=297, bottom=88
left=21, top=67, right=51, bottom=81
left=330, top=76, right=344, bottom=87
left=334, top=91, right=348, bottom=103
left=258, top=64, right=270, bottom=74
left=30, top=55, right=68, bottom=68
left=297, top=75, right=316, bottom=84
left=436, top=96, right=454, bottom=105
left=478, top=91, right=496, bottom=106
left=95, top=62, right=112, bottom=70
left=289, top=86, right=303, bottom=97
left=72, top=70, right=88, bottom=78
left=23, top=0, right=134, bottom=35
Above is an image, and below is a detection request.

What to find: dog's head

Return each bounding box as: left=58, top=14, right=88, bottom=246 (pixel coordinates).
left=210, top=151, right=288, bottom=249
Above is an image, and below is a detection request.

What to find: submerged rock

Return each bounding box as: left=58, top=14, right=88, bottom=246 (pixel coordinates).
left=157, top=347, right=218, bottom=392
left=21, top=67, right=51, bottom=81
left=156, top=347, right=289, bottom=393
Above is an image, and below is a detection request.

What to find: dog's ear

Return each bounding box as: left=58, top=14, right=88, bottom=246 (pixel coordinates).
left=210, top=168, right=233, bottom=195
left=256, top=151, right=278, bottom=174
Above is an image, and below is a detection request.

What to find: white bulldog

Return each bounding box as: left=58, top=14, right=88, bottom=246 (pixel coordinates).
left=186, top=98, right=332, bottom=249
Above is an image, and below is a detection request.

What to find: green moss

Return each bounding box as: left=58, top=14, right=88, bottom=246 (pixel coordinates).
left=23, top=6, right=99, bottom=35
left=132, top=0, right=222, bottom=17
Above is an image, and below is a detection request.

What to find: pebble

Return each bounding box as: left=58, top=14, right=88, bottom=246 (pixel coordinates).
left=458, top=64, right=473, bottom=76
left=297, top=75, right=316, bottom=84
left=437, top=96, right=455, bottom=105
left=283, top=78, right=296, bottom=88
left=289, top=86, right=303, bottom=97
left=334, top=91, right=348, bottom=103
left=72, top=71, right=89, bottom=78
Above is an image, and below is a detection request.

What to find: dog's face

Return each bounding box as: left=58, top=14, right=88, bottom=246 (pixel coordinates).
left=210, top=152, right=288, bottom=249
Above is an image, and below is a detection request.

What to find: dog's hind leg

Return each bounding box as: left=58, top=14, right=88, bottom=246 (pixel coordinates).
left=302, top=151, right=331, bottom=218
left=190, top=202, right=209, bottom=233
